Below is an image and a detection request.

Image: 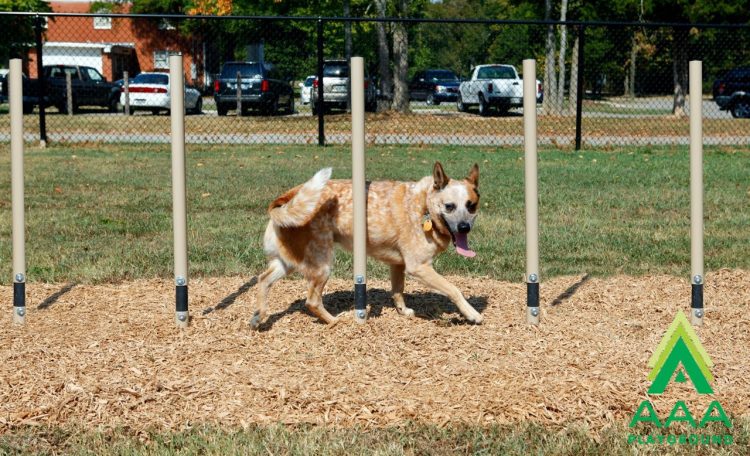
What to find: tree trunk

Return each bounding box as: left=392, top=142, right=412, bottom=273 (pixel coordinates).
left=344, top=0, right=352, bottom=60
left=628, top=33, right=637, bottom=99
left=344, top=0, right=352, bottom=111
left=568, top=33, right=578, bottom=115
left=556, top=0, right=568, bottom=115
left=623, top=75, right=629, bottom=98
left=672, top=27, right=689, bottom=117
left=375, top=0, right=392, bottom=111
left=543, top=0, right=556, bottom=116
left=391, top=0, right=409, bottom=113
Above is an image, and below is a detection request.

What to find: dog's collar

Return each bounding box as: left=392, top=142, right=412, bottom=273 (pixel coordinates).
left=423, top=211, right=451, bottom=238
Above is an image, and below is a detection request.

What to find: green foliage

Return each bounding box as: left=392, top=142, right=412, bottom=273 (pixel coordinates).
left=130, top=0, right=188, bottom=15
left=0, top=0, right=50, bottom=64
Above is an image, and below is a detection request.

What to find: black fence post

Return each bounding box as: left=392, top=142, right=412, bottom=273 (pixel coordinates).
left=317, top=18, right=325, bottom=146
left=574, top=24, right=585, bottom=151
left=34, top=14, right=47, bottom=146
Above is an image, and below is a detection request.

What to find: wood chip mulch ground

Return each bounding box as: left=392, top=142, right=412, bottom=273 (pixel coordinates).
left=1, top=269, right=749, bottom=433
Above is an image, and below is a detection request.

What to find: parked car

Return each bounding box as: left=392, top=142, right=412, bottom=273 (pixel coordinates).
left=0, top=69, right=8, bottom=104
left=712, top=66, right=750, bottom=118
left=1, top=65, right=120, bottom=114
left=536, top=80, right=544, bottom=103
left=457, top=64, right=524, bottom=116
left=409, top=69, right=461, bottom=105
left=299, top=75, right=315, bottom=104
left=120, top=72, right=202, bottom=115
left=311, top=59, right=377, bottom=115
left=29, top=65, right=120, bottom=114
left=213, top=61, right=294, bottom=116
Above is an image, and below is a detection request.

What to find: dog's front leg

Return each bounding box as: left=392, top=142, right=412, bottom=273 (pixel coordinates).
left=409, top=264, right=483, bottom=324
left=390, top=264, right=415, bottom=317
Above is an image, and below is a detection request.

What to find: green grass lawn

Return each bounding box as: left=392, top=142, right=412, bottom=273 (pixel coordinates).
left=0, top=144, right=748, bottom=285
left=2, top=421, right=748, bottom=455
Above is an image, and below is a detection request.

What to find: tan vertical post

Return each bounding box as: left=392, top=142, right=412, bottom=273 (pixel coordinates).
left=523, top=59, right=540, bottom=325
left=170, top=54, right=189, bottom=328
left=689, top=60, right=704, bottom=326
left=65, top=72, right=73, bottom=116
left=123, top=71, right=130, bottom=116
left=10, top=59, right=26, bottom=324
left=351, top=57, right=367, bottom=324
left=236, top=71, right=242, bottom=116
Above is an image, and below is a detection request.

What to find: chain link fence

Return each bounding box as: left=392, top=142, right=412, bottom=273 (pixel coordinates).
left=1, top=12, right=749, bottom=148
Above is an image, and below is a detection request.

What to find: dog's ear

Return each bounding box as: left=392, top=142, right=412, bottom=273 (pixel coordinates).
left=466, top=163, right=479, bottom=188
left=433, top=161, right=449, bottom=190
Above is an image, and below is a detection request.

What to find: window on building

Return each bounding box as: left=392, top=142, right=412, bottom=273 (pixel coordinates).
left=93, top=10, right=112, bottom=30
left=154, top=50, right=171, bottom=69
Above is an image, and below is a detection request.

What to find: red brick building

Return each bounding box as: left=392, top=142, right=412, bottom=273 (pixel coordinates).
left=27, top=1, right=205, bottom=87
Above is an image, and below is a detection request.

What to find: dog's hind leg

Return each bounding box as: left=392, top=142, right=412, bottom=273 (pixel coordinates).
left=304, top=270, right=337, bottom=324
left=390, top=264, right=414, bottom=317
left=250, top=258, right=288, bottom=329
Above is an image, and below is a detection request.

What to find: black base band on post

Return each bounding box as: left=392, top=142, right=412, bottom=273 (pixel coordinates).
left=691, top=283, right=703, bottom=310
left=354, top=283, right=366, bottom=311
left=14, top=282, right=25, bottom=308
left=527, top=282, right=539, bottom=308
left=176, top=285, right=188, bottom=312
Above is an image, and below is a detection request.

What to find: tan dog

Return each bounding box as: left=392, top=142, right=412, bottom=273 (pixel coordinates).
left=250, top=162, right=483, bottom=329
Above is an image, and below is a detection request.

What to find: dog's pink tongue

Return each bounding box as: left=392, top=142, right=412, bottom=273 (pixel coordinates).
left=453, top=232, right=476, bottom=258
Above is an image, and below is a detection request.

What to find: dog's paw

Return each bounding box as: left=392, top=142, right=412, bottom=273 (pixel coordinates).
left=326, top=316, right=343, bottom=328
left=398, top=307, right=415, bottom=318
left=249, top=311, right=262, bottom=330
left=468, top=313, right=484, bottom=324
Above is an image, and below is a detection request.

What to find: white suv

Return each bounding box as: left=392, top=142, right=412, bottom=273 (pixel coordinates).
left=311, top=60, right=377, bottom=115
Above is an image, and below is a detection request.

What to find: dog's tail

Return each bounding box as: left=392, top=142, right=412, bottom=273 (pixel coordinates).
left=268, top=167, right=332, bottom=227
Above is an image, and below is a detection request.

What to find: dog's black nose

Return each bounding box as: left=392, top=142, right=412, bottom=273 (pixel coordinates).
left=457, top=222, right=471, bottom=233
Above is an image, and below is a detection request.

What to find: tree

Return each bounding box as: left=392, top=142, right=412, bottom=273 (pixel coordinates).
left=642, top=0, right=750, bottom=116
left=343, top=0, right=352, bottom=60
left=542, top=0, right=556, bottom=115
left=0, top=0, right=51, bottom=64
left=568, top=30, right=578, bottom=114
left=374, top=0, right=392, bottom=110
left=391, top=0, right=410, bottom=112
left=555, top=0, right=568, bottom=115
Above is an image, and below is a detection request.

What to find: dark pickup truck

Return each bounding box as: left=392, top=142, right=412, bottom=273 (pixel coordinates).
left=2, top=64, right=120, bottom=114
left=213, top=61, right=294, bottom=116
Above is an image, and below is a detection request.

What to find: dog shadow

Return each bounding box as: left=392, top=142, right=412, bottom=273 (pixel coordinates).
left=256, top=288, right=488, bottom=331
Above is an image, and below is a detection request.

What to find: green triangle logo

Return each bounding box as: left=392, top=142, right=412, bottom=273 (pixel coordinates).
left=647, top=310, right=713, bottom=395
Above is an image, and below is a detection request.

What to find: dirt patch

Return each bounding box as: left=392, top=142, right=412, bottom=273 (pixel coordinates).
left=1, top=270, right=749, bottom=433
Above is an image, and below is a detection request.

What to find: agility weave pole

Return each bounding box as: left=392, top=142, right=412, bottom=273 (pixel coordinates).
left=351, top=56, right=368, bottom=324
left=523, top=59, right=540, bottom=326
left=689, top=60, right=704, bottom=326
left=170, top=54, right=189, bottom=328
left=10, top=59, right=26, bottom=325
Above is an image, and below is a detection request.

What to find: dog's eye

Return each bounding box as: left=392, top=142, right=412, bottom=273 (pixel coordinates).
left=466, top=201, right=477, bottom=213
left=444, top=203, right=456, bottom=213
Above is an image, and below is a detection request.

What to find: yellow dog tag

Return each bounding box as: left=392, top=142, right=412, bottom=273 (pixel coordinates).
left=423, top=218, right=433, bottom=232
